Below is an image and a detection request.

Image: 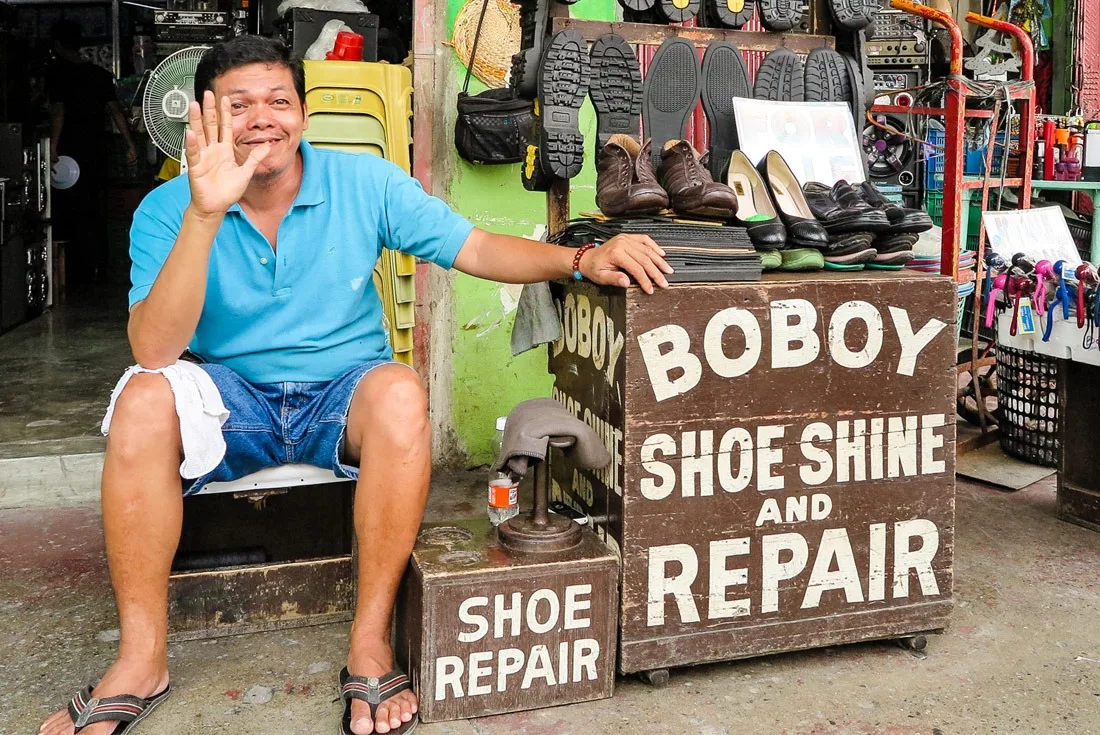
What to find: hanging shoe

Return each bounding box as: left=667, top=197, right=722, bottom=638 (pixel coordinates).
left=726, top=150, right=786, bottom=249
left=589, top=34, right=643, bottom=157
left=596, top=135, right=670, bottom=217
left=804, top=48, right=852, bottom=103
left=701, top=0, right=755, bottom=28
left=656, top=0, right=701, bottom=22
left=758, top=0, right=805, bottom=32
left=700, top=41, right=751, bottom=181
left=753, top=48, right=804, bottom=102
left=657, top=139, right=738, bottom=220
left=537, top=29, right=590, bottom=180
left=828, top=0, right=879, bottom=31
left=509, top=0, right=550, bottom=100
left=642, top=37, right=701, bottom=170
left=756, top=150, right=828, bottom=246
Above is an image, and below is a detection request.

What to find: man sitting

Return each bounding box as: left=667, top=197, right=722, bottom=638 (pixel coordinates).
left=38, top=36, right=670, bottom=735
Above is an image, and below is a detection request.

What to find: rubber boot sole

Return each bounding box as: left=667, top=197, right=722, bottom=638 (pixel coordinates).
left=700, top=41, right=751, bottom=180
left=758, top=0, right=805, bottom=31
left=589, top=33, right=642, bottom=156
left=642, top=37, right=701, bottom=169
left=804, top=48, right=852, bottom=103
left=537, top=29, right=590, bottom=180
left=753, top=48, right=804, bottom=102
left=704, top=0, right=755, bottom=28
left=656, top=0, right=701, bottom=22
left=829, top=0, right=878, bottom=30
left=618, top=0, right=656, bottom=10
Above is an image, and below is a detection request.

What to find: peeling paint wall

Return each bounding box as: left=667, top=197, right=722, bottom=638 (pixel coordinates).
left=439, top=0, right=616, bottom=466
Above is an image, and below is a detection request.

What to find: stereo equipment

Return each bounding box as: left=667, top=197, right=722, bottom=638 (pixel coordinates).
left=866, top=9, right=929, bottom=67
left=0, top=125, right=50, bottom=334
left=864, top=68, right=925, bottom=198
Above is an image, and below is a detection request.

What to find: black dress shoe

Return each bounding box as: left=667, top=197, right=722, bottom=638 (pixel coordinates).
left=857, top=181, right=934, bottom=233
left=803, top=181, right=890, bottom=234
left=725, top=149, right=787, bottom=248
left=757, top=151, right=827, bottom=244
left=830, top=180, right=875, bottom=212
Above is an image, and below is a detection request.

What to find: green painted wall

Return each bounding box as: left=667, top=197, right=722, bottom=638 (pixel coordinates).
left=444, top=0, right=615, bottom=465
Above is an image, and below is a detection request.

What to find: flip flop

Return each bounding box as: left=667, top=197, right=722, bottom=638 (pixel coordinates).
left=537, top=29, right=590, bottom=180
left=340, top=667, right=418, bottom=735
left=779, top=248, right=824, bottom=271
left=703, top=0, right=755, bottom=28
left=642, top=37, right=701, bottom=170
left=588, top=33, right=642, bottom=156
left=700, top=41, right=751, bottom=180
left=753, top=48, right=804, bottom=102
left=804, top=48, right=852, bottom=103
left=67, top=684, right=172, bottom=733
left=758, top=0, right=805, bottom=32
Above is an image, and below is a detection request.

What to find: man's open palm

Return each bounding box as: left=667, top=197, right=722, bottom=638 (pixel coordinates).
left=184, top=91, right=271, bottom=216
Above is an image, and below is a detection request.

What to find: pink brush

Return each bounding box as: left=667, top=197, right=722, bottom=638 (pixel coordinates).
left=1034, top=260, right=1054, bottom=317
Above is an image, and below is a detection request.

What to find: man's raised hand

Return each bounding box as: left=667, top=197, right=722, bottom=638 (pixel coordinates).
left=184, top=91, right=271, bottom=217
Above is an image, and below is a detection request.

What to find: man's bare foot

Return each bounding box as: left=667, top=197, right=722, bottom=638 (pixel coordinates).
left=346, top=639, right=417, bottom=735
left=38, top=657, right=169, bottom=735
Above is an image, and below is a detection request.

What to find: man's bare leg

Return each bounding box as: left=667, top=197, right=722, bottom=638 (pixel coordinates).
left=40, top=374, right=181, bottom=735
left=342, top=364, right=431, bottom=735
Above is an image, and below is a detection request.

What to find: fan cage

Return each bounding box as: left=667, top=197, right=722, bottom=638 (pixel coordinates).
left=143, top=46, right=210, bottom=161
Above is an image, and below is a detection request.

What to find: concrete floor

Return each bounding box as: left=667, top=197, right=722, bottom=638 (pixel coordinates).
left=0, top=286, right=131, bottom=460
left=1, top=472, right=1098, bottom=735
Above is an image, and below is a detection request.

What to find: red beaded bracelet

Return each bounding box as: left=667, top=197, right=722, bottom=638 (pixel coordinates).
left=572, top=243, right=595, bottom=281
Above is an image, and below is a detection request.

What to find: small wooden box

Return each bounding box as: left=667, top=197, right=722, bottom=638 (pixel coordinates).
left=396, top=519, right=618, bottom=723
left=167, top=481, right=355, bottom=641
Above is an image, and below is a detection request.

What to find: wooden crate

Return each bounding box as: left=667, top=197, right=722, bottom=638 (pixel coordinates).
left=548, top=272, right=957, bottom=675
left=1059, top=360, right=1100, bottom=532
left=396, top=519, right=618, bottom=723
left=167, top=481, right=355, bottom=641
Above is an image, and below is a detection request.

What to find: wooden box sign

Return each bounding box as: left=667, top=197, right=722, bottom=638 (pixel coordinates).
left=548, top=272, right=957, bottom=674
left=396, top=519, right=619, bottom=722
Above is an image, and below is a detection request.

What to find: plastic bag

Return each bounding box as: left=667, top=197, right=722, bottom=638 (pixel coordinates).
left=277, top=0, right=368, bottom=18
left=304, top=19, right=352, bottom=60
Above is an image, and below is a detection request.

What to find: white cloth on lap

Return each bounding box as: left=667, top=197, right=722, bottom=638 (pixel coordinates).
left=102, top=361, right=230, bottom=479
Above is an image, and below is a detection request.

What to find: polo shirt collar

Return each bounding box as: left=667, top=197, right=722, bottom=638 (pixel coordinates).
left=227, top=139, right=325, bottom=214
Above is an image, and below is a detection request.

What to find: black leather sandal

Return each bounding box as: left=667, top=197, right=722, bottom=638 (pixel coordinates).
left=340, top=667, right=418, bottom=735
left=66, top=683, right=171, bottom=734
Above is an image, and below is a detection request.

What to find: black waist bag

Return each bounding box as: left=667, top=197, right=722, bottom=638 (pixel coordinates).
left=455, top=88, right=532, bottom=164
left=452, top=0, right=532, bottom=165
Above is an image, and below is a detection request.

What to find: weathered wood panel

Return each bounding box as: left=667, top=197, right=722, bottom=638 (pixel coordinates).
left=168, top=557, right=355, bottom=641
left=551, top=272, right=957, bottom=674
left=1059, top=360, right=1100, bottom=532
left=397, top=519, right=618, bottom=723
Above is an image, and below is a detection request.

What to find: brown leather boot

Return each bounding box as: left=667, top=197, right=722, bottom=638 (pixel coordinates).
left=595, top=134, right=670, bottom=217
left=657, top=139, right=738, bottom=219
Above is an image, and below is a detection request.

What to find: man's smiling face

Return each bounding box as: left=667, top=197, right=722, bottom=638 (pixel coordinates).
left=212, top=62, right=308, bottom=180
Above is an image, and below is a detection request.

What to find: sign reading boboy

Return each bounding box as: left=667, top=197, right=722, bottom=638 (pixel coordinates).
left=548, top=275, right=957, bottom=674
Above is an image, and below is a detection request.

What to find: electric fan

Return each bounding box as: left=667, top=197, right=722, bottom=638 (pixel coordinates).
left=143, top=46, right=209, bottom=173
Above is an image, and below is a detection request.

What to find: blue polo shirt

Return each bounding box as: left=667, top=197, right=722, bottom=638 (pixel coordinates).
left=129, top=141, right=474, bottom=384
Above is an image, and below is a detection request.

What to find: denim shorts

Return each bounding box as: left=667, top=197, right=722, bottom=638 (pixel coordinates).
left=184, top=359, right=396, bottom=495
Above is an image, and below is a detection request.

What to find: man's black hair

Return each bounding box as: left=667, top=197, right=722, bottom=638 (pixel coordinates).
left=194, top=35, right=306, bottom=106
left=50, top=19, right=83, bottom=52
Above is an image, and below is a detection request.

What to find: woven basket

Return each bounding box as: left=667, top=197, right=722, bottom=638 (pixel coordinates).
left=451, top=0, right=521, bottom=89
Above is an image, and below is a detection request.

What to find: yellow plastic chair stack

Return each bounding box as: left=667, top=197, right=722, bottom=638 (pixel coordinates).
left=303, top=60, right=418, bottom=366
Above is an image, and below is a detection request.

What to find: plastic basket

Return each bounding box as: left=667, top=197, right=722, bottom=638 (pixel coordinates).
left=925, top=128, right=945, bottom=191
left=925, top=191, right=943, bottom=225
left=995, top=345, right=1061, bottom=467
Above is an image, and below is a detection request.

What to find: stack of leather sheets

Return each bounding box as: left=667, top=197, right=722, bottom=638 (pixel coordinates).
left=551, top=217, right=762, bottom=283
